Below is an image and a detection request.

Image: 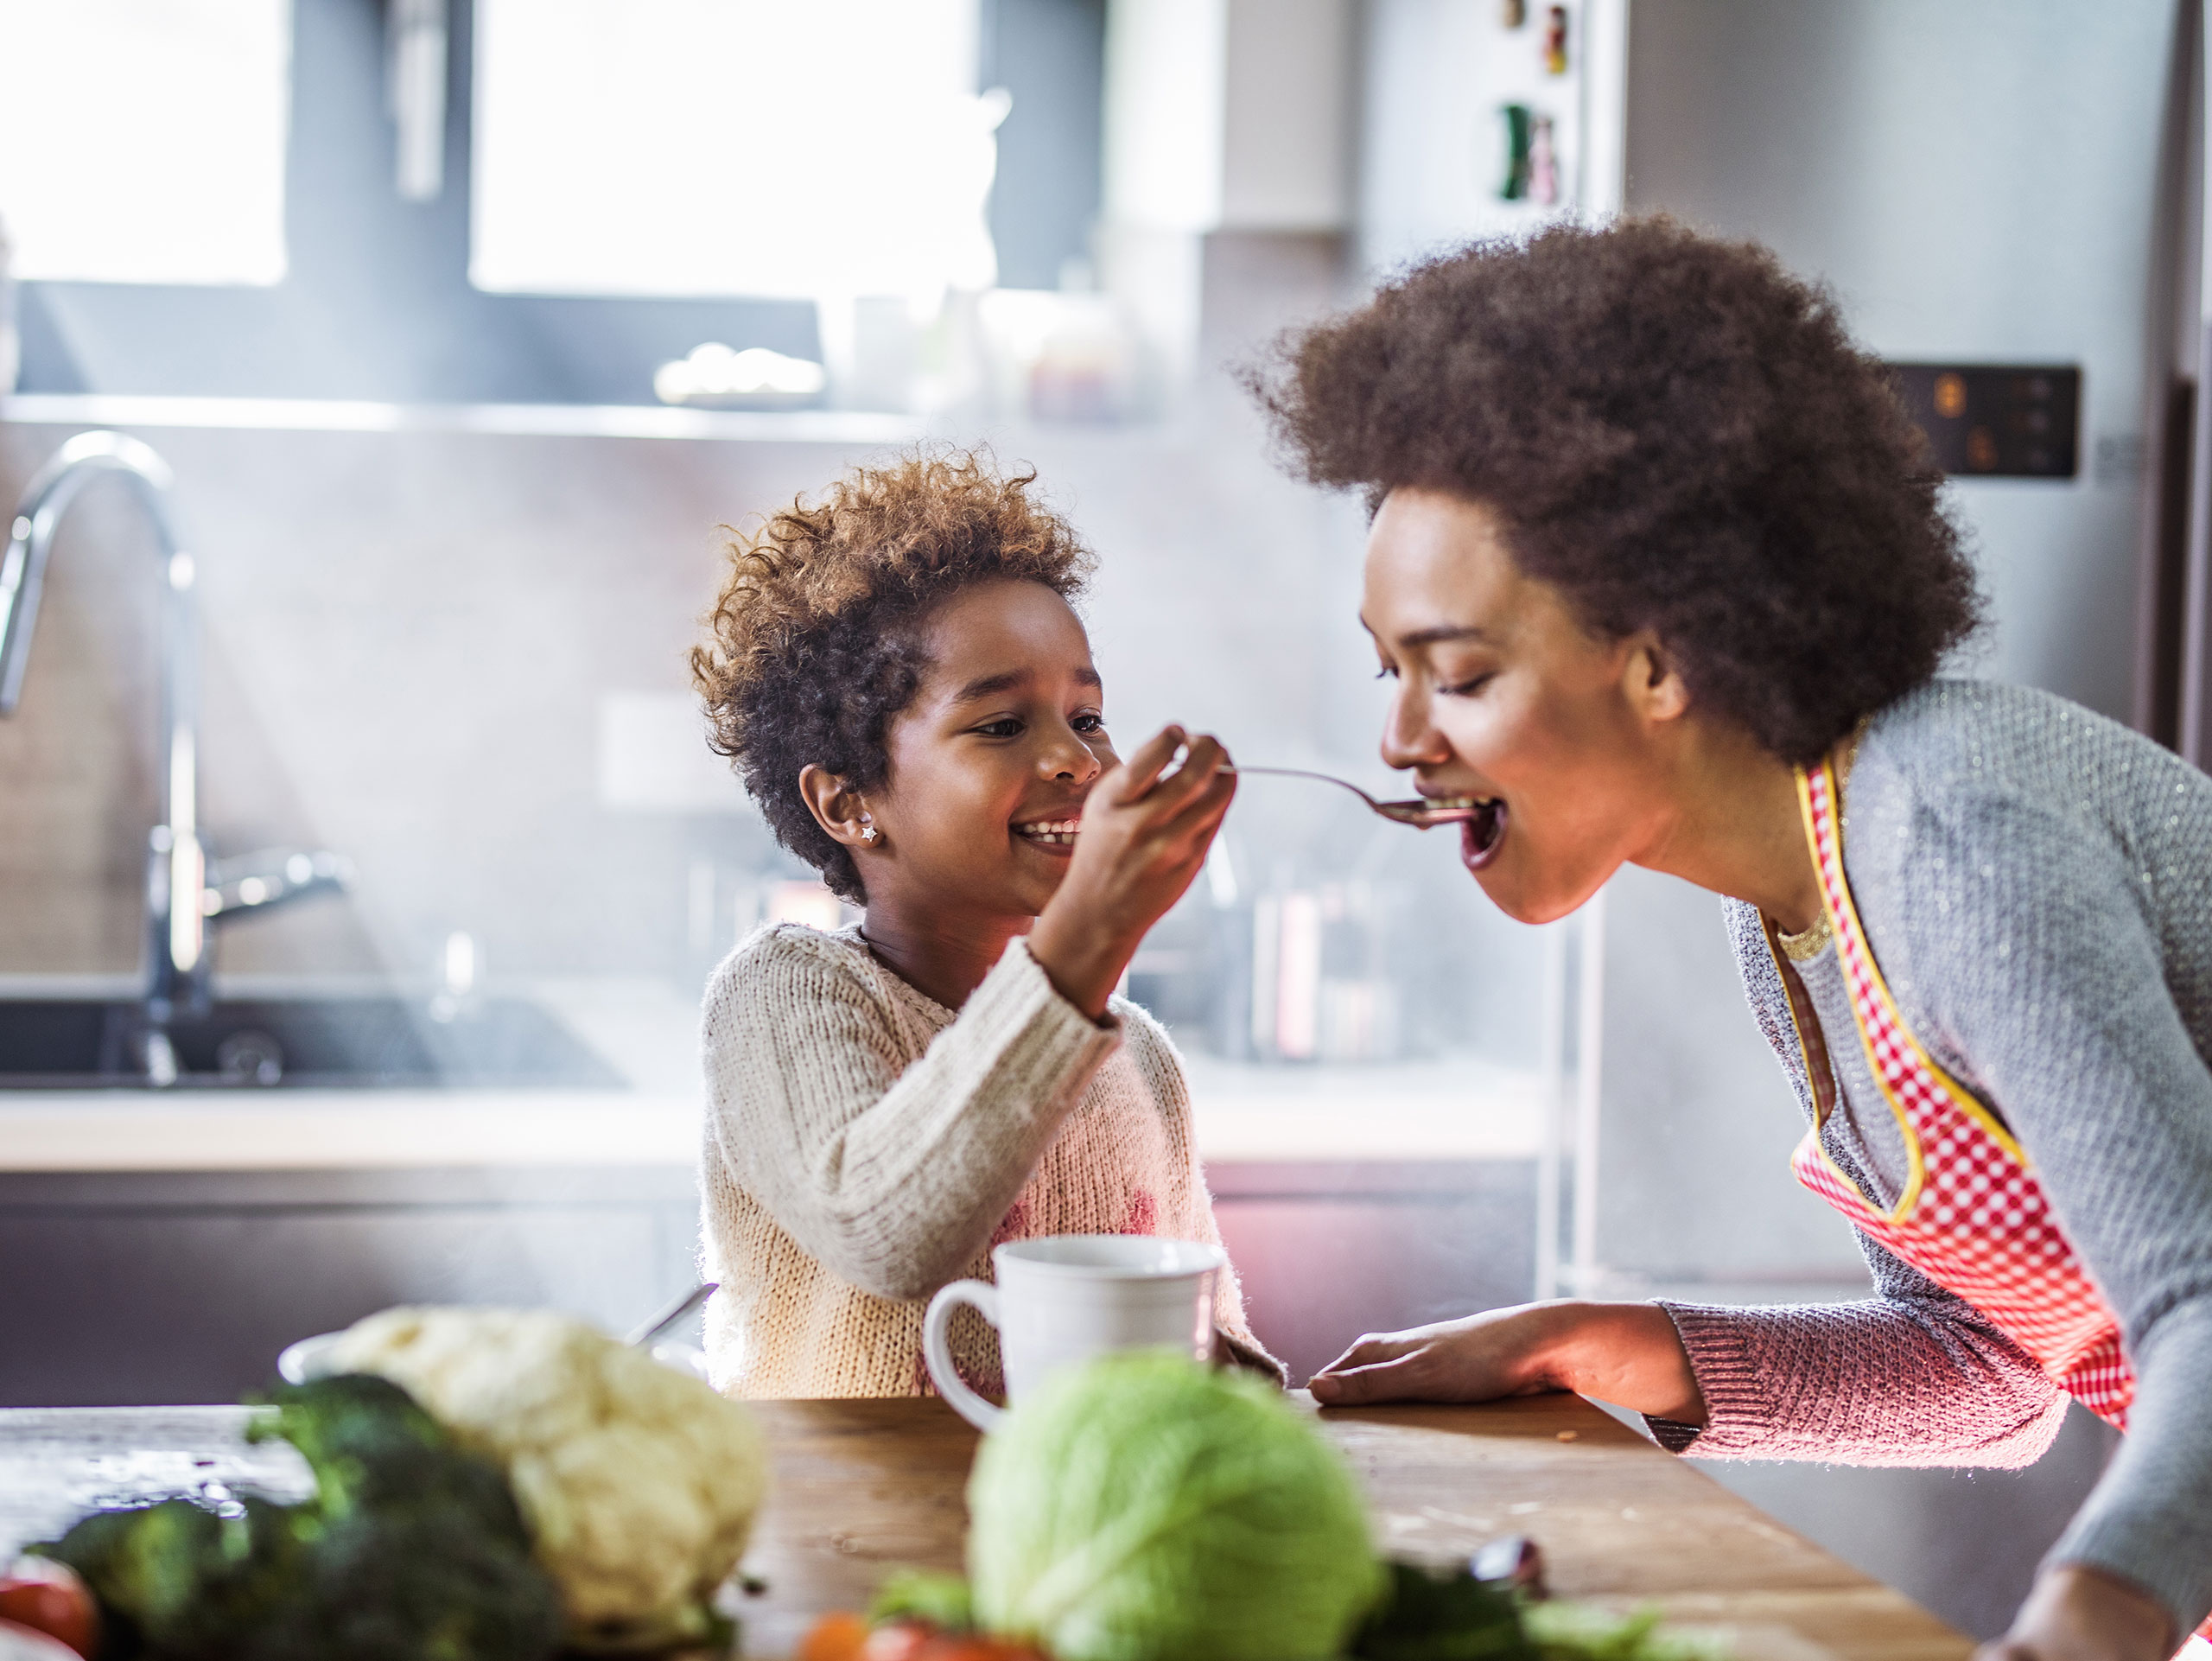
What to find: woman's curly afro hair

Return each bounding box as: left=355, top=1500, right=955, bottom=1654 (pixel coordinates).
left=1248, top=216, right=1983, bottom=764
left=692, top=448, right=1094, bottom=902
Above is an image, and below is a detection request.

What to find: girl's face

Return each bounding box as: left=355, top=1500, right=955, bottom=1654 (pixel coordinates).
left=868, top=579, right=1118, bottom=921
left=1362, top=487, right=1683, bottom=924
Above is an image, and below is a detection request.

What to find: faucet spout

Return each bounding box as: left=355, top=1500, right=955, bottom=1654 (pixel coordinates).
left=2, top=431, right=179, bottom=713
left=1, top=432, right=347, bottom=1077
left=3, top=434, right=207, bottom=1033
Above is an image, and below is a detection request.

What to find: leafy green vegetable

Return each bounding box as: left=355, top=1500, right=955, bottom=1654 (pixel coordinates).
left=967, top=1351, right=1387, bottom=1661
left=1350, top=1561, right=1534, bottom=1661
left=871, top=1569, right=976, bottom=1632
left=1524, top=1603, right=1726, bottom=1661
left=40, top=1374, right=565, bottom=1661
left=1348, top=1561, right=1726, bottom=1661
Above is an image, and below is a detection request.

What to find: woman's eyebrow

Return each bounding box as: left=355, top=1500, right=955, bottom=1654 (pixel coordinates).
left=1355, top=614, right=1494, bottom=650
left=1396, top=623, right=1495, bottom=649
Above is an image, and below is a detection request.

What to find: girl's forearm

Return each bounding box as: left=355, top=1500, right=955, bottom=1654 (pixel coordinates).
left=1025, top=908, right=1131, bottom=1019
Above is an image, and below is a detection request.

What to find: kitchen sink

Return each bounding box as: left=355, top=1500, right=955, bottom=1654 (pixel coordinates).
left=0, top=995, right=626, bottom=1089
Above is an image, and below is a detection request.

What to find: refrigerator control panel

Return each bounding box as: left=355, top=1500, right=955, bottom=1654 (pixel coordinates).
left=1887, top=363, right=2081, bottom=480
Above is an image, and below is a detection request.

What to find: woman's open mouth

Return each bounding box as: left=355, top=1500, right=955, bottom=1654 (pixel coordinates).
left=1014, top=818, right=1081, bottom=854
left=1459, top=799, right=1508, bottom=871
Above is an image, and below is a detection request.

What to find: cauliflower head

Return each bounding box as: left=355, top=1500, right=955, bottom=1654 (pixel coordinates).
left=326, top=1306, right=768, bottom=1647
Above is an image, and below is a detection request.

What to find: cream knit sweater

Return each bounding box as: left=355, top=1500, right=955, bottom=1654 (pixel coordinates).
left=697, top=922, right=1266, bottom=1399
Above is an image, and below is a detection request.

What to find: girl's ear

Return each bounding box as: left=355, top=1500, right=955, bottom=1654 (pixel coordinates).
left=799, top=764, right=879, bottom=850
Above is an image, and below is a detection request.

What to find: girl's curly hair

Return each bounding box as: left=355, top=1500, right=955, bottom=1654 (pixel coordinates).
left=1247, top=217, right=1983, bottom=764
left=692, top=448, right=1095, bottom=902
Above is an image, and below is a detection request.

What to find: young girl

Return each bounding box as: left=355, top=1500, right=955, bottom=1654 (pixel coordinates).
left=690, top=449, right=1275, bottom=1398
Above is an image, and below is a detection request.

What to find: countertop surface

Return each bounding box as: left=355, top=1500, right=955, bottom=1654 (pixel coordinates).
left=0, top=1059, right=1544, bottom=1175
left=0, top=974, right=1545, bottom=1172
left=0, top=1394, right=1969, bottom=1661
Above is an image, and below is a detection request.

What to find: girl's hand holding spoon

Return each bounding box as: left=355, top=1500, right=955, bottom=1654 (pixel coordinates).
left=1028, top=725, right=1236, bottom=1019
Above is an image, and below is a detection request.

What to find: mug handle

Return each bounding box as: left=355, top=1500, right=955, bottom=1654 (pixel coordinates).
left=923, top=1279, right=1004, bottom=1431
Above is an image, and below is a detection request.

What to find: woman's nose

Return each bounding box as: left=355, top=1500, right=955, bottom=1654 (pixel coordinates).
left=1379, top=683, right=1452, bottom=772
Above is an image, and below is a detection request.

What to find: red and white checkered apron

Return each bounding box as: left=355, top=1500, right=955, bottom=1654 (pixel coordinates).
left=1765, top=758, right=2134, bottom=1431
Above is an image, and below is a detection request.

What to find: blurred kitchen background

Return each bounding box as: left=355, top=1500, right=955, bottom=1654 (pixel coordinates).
left=2, top=0, right=2209, bottom=1642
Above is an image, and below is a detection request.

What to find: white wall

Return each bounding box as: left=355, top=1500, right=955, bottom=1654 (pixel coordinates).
left=1220, top=0, right=1356, bottom=231
left=1103, top=0, right=1228, bottom=232
left=1103, top=0, right=1356, bottom=234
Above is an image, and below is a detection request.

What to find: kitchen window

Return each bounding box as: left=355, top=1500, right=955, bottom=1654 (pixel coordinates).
left=472, top=0, right=992, bottom=301
left=2, top=0, right=1100, bottom=406
left=0, top=0, right=291, bottom=287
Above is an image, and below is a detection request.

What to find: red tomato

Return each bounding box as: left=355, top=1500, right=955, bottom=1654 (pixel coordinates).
left=797, top=1612, right=873, bottom=1661
left=0, top=1617, right=84, bottom=1661
left=0, top=1562, right=99, bottom=1660
left=858, top=1621, right=938, bottom=1661
left=914, top=1639, right=1052, bottom=1661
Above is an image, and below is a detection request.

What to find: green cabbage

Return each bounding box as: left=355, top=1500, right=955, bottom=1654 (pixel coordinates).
left=967, top=1351, right=1387, bottom=1661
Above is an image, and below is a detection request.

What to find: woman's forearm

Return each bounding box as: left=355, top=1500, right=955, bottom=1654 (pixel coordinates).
left=1535, top=1301, right=1707, bottom=1424
left=1308, top=1298, right=1702, bottom=1418
left=1661, top=1288, right=2070, bottom=1468
left=2041, top=1300, right=2212, bottom=1644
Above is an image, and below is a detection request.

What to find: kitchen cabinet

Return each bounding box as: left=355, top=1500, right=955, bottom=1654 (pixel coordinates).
left=0, top=1168, right=700, bottom=1407
left=0, top=1158, right=1531, bottom=1404
left=1211, top=1159, right=1533, bottom=1381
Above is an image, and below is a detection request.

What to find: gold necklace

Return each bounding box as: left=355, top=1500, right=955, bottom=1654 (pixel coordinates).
left=1776, top=724, right=1866, bottom=962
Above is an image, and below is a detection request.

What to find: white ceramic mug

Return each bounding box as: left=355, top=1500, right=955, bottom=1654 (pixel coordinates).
left=922, top=1234, right=1224, bottom=1430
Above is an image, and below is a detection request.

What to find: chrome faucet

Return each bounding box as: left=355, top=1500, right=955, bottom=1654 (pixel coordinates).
left=0, top=431, right=350, bottom=1084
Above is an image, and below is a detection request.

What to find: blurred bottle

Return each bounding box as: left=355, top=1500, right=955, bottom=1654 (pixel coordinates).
left=977, top=288, right=1141, bottom=425
left=1247, top=881, right=1402, bottom=1064
left=1529, top=115, right=1560, bottom=207
left=1499, top=105, right=1534, bottom=200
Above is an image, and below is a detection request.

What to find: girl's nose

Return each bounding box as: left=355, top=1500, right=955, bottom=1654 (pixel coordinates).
left=1379, top=681, right=1452, bottom=773
left=1043, top=725, right=1104, bottom=782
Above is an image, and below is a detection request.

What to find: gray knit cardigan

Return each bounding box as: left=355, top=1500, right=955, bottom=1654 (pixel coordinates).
left=1653, top=678, right=2212, bottom=1636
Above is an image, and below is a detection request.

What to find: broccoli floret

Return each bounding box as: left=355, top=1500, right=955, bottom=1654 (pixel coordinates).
left=41, top=1375, right=563, bottom=1661
left=43, top=1493, right=302, bottom=1659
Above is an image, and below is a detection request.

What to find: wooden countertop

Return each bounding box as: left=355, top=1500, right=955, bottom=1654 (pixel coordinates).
left=0, top=1394, right=1968, bottom=1661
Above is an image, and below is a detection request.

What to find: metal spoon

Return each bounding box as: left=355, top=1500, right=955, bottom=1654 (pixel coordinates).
left=625, top=1281, right=717, bottom=1347
left=1222, top=765, right=1489, bottom=830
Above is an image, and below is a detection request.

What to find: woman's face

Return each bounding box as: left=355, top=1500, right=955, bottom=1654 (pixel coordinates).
left=867, top=579, right=1118, bottom=921
left=1363, top=487, right=1681, bottom=924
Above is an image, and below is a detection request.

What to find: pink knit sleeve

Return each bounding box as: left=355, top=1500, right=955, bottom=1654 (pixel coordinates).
left=1659, top=1273, right=2070, bottom=1467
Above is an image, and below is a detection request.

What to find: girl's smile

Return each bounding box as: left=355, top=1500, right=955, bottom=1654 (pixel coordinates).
left=1012, top=816, right=1083, bottom=852
left=794, top=578, right=1121, bottom=1007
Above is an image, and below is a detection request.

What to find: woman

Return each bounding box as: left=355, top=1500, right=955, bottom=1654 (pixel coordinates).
left=1253, top=220, right=2212, bottom=1661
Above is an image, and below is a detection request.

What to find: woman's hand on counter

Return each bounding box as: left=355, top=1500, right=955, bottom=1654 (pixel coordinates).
left=1306, top=1300, right=1707, bottom=1425
left=1977, top=1566, right=2174, bottom=1661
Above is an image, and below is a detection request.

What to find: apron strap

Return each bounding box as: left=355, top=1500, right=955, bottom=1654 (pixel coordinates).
left=1761, top=913, right=1842, bottom=1130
